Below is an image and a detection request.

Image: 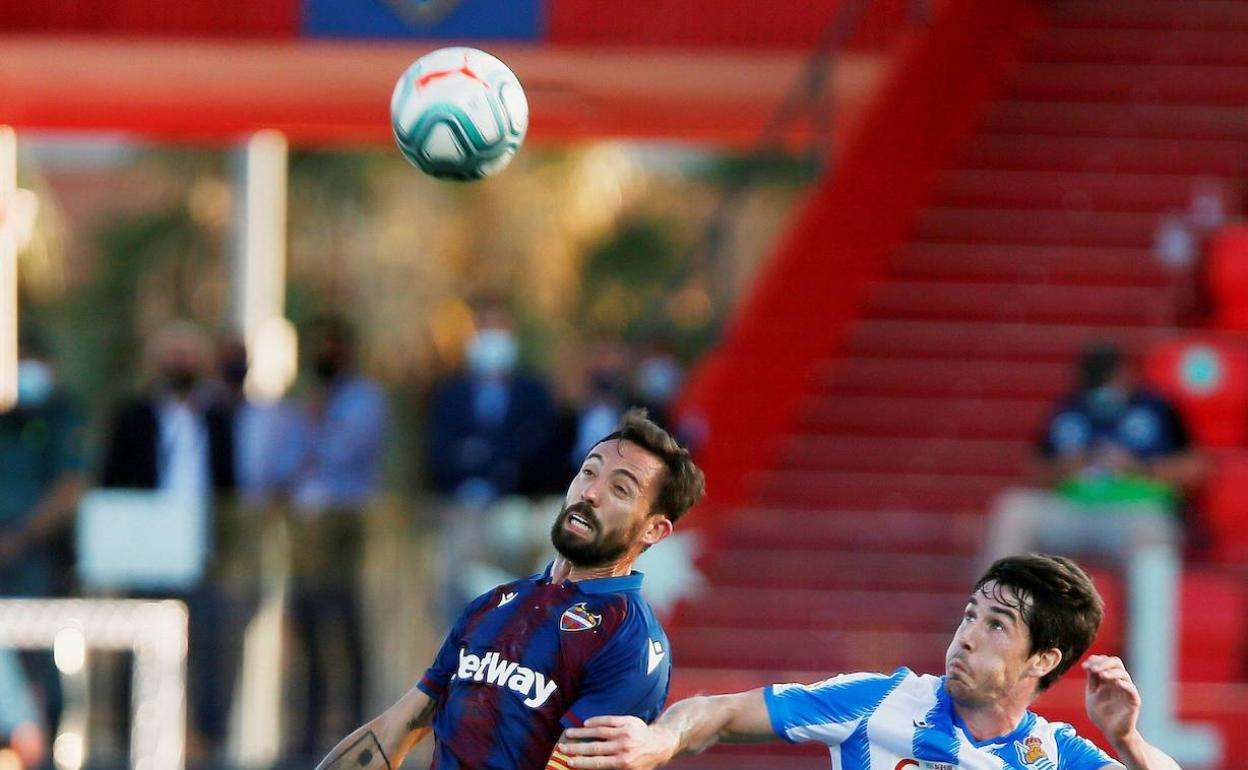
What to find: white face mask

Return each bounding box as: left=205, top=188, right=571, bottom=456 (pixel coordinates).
left=635, top=356, right=682, bottom=405
left=17, top=359, right=55, bottom=407
left=466, top=329, right=518, bottom=377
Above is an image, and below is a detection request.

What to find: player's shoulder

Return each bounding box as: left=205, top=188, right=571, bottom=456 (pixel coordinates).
left=1018, top=712, right=1118, bottom=769
left=463, top=573, right=541, bottom=613
left=774, top=666, right=920, bottom=700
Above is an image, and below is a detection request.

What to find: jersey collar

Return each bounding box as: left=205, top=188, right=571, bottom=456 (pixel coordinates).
left=941, top=678, right=1037, bottom=748
left=539, top=561, right=646, bottom=594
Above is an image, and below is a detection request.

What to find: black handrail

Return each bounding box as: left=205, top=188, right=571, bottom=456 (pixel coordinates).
left=694, top=0, right=928, bottom=308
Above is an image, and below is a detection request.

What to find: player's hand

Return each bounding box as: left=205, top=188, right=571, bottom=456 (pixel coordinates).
left=1084, top=654, right=1140, bottom=746
left=557, top=716, right=678, bottom=770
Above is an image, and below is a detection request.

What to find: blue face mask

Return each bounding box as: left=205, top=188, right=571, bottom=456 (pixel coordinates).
left=1087, top=385, right=1127, bottom=419
left=17, top=359, right=54, bottom=407
left=635, top=356, right=682, bottom=405
left=466, top=330, right=518, bottom=377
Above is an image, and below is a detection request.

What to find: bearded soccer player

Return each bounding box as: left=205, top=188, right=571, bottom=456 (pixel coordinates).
left=559, top=554, right=1181, bottom=770
left=313, top=408, right=705, bottom=770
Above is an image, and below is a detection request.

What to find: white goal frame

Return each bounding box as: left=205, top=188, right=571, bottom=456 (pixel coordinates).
left=0, top=598, right=187, bottom=770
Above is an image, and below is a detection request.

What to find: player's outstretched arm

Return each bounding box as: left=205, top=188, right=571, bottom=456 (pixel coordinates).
left=556, top=689, right=773, bottom=770
left=1083, top=655, right=1180, bottom=770
left=313, top=685, right=438, bottom=770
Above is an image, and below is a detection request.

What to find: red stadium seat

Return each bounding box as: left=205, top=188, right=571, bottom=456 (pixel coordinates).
left=1209, top=225, right=1248, bottom=331
left=1144, top=335, right=1248, bottom=448
left=1200, top=452, right=1248, bottom=565
left=1180, top=570, right=1248, bottom=682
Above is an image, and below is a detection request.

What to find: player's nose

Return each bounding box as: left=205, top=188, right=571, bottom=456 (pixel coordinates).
left=579, top=480, right=600, bottom=506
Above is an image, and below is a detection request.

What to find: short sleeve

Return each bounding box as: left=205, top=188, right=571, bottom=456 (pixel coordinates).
left=1055, top=724, right=1116, bottom=770
left=764, top=669, right=909, bottom=745
left=417, top=590, right=495, bottom=700
left=560, top=610, right=669, bottom=729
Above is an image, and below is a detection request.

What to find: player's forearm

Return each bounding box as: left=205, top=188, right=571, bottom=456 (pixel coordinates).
left=314, top=690, right=436, bottom=770
left=655, top=691, right=768, bottom=757
left=1112, top=731, right=1181, bottom=770
left=313, top=720, right=401, bottom=770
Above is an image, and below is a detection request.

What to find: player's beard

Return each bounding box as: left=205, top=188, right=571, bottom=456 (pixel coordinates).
left=550, top=501, right=636, bottom=567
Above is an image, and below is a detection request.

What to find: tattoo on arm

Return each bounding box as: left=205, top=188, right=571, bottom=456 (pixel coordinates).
left=406, top=694, right=439, bottom=734
left=317, top=732, right=392, bottom=770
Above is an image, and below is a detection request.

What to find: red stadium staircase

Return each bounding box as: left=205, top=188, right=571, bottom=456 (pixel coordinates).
left=670, top=2, right=1248, bottom=768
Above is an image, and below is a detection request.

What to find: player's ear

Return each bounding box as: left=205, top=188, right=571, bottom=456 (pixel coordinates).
left=641, top=513, right=673, bottom=547
left=1029, top=647, right=1062, bottom=681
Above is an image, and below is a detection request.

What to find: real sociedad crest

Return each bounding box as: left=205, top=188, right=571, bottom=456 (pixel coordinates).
left=383, top=0, right=462, bottom=26
left=560, top=602, right=602, bottom=632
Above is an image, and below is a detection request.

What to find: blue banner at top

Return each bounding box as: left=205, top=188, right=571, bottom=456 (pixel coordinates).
left=303, top=0, right=543, bottom=40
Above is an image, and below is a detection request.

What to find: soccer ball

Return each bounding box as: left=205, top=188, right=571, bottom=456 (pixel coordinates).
left=390, top=47, right=529, bottom=181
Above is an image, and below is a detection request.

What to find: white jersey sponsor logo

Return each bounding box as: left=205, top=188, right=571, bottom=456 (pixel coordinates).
left=454, top=648, right=558, bottom=708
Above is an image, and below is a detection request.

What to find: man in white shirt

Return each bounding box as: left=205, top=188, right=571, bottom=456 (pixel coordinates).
left=556, top=554, right=1180, bottom=770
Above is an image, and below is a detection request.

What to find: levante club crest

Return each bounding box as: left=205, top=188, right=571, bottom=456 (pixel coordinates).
left=560, top=603, right=602, bottom=632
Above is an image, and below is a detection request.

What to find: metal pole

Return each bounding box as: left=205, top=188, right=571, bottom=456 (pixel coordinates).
left=0, top=127, right=18, bottom=413
left=230, top=129, right=295, bottom=403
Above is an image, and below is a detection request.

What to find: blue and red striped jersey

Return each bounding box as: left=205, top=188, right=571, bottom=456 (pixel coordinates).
left=416, top=564, right=671, bottom=769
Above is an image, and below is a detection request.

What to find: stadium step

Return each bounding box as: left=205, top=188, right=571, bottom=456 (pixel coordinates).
left=715, top=508, right=984, bottom=552
left=776, top=434, right=1030, bottom=476
left=912, top=208, right=1158, bottom=248
left=751, top=470, right=1010, bottom=512
left=815, top=356, right=1071, bottom=399
left=1045, top=0, right=1248, bottom=32
left=983, top=100, right=1248, bottom=142
left=846, top=320, right=1170, bottom=361
left=891, top=243, right=1170, bottom=287
left=798, top=394, right=1048, bottom=439
left=677, top=587, right=969, bottom=632
left=865, top=281, right=1177, bottom=326
left=670, top=623, right=950, bottom=673
left=1028, top=27, right=1248, bottom=68
left=934, top=169, right=1223, bottom=215
left=959, top=134, right=1247, bottom=176
left=1006, top=62, right=1248, bottom=106
left=702, top=548, right=976, bottom=592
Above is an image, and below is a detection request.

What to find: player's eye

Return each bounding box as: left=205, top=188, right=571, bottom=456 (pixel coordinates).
left=613, top=484, right=630, bottom=498
left=581, top=467, right=595, bottom=477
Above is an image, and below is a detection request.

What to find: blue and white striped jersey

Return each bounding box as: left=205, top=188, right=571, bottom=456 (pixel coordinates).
left=765, top=668, right=1119, bottom=770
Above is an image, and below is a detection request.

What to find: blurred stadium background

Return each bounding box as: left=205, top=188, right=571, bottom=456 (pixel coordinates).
left=3, top=0, right=1248, bottom=768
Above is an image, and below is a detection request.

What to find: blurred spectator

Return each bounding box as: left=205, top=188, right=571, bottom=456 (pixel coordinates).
left=571, top=342, right=631, bottom=467
left=211, top=334, right=303, bottom=507
left=984, top=342, right=1207, bottom=679
left=427, top=305, right=553, bottom=621
left=427, top=305, right=554, bottom=506
left=987, top=342, right=1206, bottom=560
left=0, top=648, right=43, bottom=770
left=0, top=329, right=86, bottom=748
left=288, top=314, right=388, bottom=757
left=98, top=319, right=235, bottom=752
left=632, top=339, right=685, bottom=431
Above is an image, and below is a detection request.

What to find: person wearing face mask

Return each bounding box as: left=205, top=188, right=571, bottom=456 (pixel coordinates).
left=427, top=305, right=554, bottom=504
left=97, top=319, right=237, bottom=757
left=986, top=343, right=1206, bottom=560
left=983, top=343, right=1208, bottom=750
left=426, top=305, right=555, bottom=626
left=0, top=330, right=86, bottom=754
left=286, top=313, right=389, bottom=759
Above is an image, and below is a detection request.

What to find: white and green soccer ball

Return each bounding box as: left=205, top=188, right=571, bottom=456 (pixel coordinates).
left=390, top=47, right=529, bottom=181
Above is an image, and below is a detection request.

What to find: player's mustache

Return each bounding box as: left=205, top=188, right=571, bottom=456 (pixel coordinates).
left=561, top=501, right=599, bottom=531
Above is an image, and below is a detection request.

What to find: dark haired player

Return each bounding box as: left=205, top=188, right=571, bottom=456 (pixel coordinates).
left=559, top=554, right=1180, bottom=770
left=314, top=408, right=705, bottom=770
